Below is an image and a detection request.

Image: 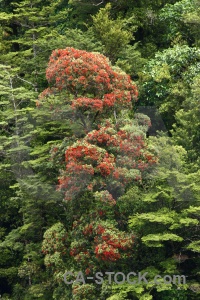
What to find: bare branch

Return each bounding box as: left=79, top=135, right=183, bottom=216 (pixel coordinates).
left=16, top=75, right=36, bottom=88
left=93, top=0, right=104, bottom=6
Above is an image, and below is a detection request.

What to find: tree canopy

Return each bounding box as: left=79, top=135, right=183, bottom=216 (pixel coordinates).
left=0, top=1, right=199, bottom=299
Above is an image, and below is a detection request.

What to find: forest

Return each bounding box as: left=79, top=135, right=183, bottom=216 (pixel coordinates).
left=0, top=0, right=199, bottom=299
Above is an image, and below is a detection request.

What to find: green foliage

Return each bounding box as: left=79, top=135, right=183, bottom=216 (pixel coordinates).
left=116, top=44, right=147, bottom=78
left=172, top=74, right=200, bottom=170
left=140, top=45, right=200, bottom=130
left=127, top=135, right=200, bottom=298
left=0, top=0, right=200, bottom=299
left=160, top=0, right=200, bottom=46
left=92, top=3, right=135, bottom=62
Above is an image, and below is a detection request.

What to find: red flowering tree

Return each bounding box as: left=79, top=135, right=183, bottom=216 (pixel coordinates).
left=57, top=118, right=157, bottom=202
left=40, top=48, right=157, bottom=299
left=39, top=47, right=138, bottom=132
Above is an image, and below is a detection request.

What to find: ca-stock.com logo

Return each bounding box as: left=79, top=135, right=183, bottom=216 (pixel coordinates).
left=63, top=270, right=187, bottom=286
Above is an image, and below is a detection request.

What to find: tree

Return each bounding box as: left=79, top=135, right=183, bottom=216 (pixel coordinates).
left=172, top=74, right=200, bottom=171
left=39, top=47, right=138, bottom=132
left=0, top=0, right=70, bottom=91
left=139, top=45, right=200, bottom=130
left=91, top=3, right=135, bottom=62
left=159, top=0, right=200, bottom=46
left=109, top=135, right=200, bottom=299
left=40, top=47, right=157, bottom=299
left=0, top=1, right=199, bottom=299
